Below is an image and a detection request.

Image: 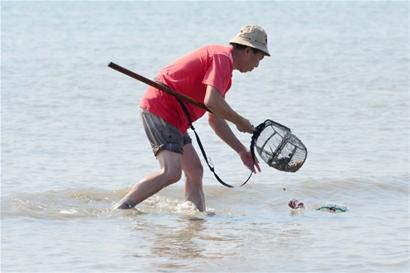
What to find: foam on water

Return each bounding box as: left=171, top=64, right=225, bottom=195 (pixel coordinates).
left=2, top=174, right=408, bottom=219
left=1, top=187, right=216, bottom=220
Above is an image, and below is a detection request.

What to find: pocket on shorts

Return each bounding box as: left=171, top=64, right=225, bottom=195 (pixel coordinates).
left=141, top=110, right=184, bottom=155
left=162, top=122, right=181, bottom=144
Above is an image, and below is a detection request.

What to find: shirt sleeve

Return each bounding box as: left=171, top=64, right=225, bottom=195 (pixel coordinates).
left=202, top=54, right=232, bottom=97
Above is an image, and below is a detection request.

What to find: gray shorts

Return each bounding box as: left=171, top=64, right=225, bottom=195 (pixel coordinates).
left=141, top=110, right=192, bottom=156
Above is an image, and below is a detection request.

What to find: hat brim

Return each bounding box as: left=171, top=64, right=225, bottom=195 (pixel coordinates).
left=230, top=37, right=270, bottom=56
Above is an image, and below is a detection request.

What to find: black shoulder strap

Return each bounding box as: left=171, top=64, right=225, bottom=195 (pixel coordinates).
left=176, top=98, right=252, bottom=188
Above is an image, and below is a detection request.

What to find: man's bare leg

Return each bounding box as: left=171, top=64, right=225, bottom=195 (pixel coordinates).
left=181, top=144, right=205, bottom=212
left=115, top=150, right=182, bottom=209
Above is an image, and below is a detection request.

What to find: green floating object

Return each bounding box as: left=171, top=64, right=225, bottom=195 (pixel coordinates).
left=316, top=204, right=348, bottom=213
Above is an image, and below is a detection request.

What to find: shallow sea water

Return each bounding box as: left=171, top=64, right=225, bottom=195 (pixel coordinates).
left=2, top=1, right=409, bottom=272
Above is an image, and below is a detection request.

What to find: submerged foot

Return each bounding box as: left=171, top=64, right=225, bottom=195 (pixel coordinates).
left=113, top=200, right=136, bottom=210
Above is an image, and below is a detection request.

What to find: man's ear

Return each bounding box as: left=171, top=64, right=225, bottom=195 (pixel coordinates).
left=244, top=47, right=252, bottom=55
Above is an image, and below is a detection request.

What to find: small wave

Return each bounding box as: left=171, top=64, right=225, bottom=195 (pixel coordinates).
left=1, top=174, right=407, bottom=220
left=1, top=188, right=121, bottom=220
left=144, top=195, right=214, bottom=220
left=1, top=187, right=214, bottom=220
left=273, top=174, right=409, bottom=199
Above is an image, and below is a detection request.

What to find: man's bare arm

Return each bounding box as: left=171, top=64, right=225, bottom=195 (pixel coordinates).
left=204, top=85, right=253, bottom=133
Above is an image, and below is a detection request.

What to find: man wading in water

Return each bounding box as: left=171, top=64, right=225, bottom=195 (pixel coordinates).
left=116, top=25, right=269, bottom=211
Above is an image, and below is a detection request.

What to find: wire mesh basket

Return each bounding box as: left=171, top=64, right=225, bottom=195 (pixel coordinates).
left=251, top=120, right=307, bottom=172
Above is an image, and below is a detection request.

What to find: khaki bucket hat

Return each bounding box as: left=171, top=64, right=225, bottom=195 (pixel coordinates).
left=230, top=25, right=270, bottom=56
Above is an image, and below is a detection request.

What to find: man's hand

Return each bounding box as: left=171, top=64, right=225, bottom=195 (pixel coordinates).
left=236, top=117, right=254, bottom=134
left=239, top=149, right=261, bottom=173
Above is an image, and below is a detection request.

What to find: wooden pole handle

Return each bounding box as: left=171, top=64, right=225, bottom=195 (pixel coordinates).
left=108, top=62, right=212, bottom=112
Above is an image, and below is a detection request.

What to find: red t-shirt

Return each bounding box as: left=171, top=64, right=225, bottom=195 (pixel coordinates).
left=140, top=45, right=233, bottom=133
